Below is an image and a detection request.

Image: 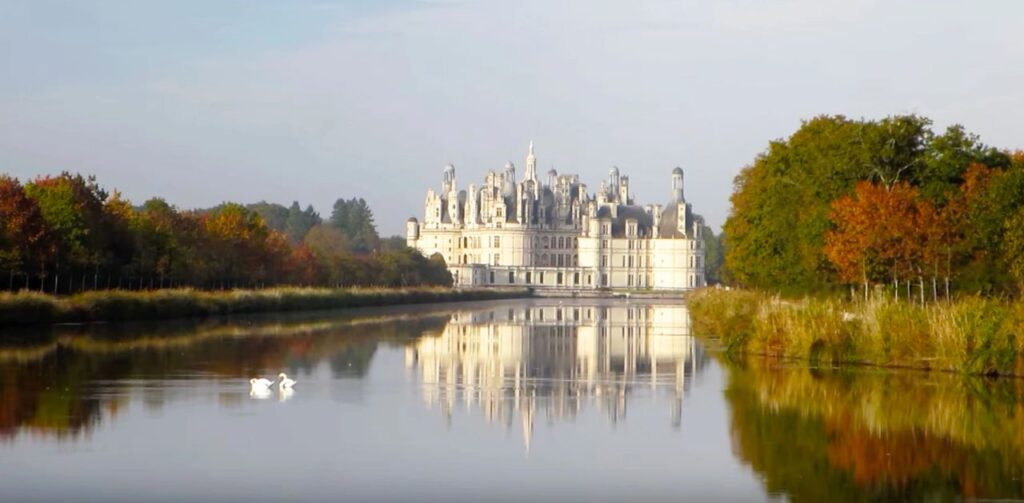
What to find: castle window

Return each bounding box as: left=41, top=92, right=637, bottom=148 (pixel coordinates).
left=489, top=271, right=495, bottom=283
left=573, top=237, right=578, bottom=248
left=493, top=236, right=500, bottom=248
left=558, top=237, right=564, bottom=248
left=628, top=274, right=633, bottom=286
left=557, top=272, right=563, bottom=284
left=573, top=255, right=578, bottom=266
left=601, top=256, right=607, bottom=267
left=540, top=272, right=545, bottom=283
left=543, top=236, right=549, bottom=248
left=526, top=272, right=532, bottom=284
left=628, top=256, right=634, bottom=267
left=494, top=253, right=500, bottom=264
left=509, top=271, right=515, bottom=283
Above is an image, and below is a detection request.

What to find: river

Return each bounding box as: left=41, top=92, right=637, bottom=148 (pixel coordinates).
left=0, top=298, right=1021, bottom=502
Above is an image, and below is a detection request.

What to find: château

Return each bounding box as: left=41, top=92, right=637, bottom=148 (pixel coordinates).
left=407, top=142, right=706, bottom=291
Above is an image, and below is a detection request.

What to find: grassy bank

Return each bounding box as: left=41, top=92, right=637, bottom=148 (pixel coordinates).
left=687, top=288, right=1024, bottom=376
left=0, top=287, right=531, bottom=328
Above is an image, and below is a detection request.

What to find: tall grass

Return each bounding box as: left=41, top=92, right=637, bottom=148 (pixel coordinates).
left=0, top=287, right=531, bottom=329
left=687, top=288, right=1024, bottom=376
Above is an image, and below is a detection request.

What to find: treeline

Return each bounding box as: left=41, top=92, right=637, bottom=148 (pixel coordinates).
left=0, top=172, right=451, bottom=293
left=722, top=115, right=1024, bottom=298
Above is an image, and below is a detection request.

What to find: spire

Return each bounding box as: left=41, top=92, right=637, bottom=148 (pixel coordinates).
left=525, top=140, right=538, bottom=183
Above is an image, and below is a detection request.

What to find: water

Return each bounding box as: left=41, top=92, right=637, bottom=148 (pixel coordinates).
left=0, top=299, right=1022, bottom=502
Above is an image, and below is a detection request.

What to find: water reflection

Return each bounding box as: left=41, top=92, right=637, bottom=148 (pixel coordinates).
left=1, top=300, right=1023, bottom=501
left=725, top=359, right=1024, bottom=501
left=405, top=303, right=704, bottom=449
left=0, top=309, right=447, bottom=440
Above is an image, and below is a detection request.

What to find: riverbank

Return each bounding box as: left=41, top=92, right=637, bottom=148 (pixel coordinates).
left=0, top=287, right=532, bottom=328
left=687, top=288, right=1024, bottom=376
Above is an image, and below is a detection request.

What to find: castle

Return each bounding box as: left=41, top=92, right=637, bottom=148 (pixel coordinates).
left=406, top=143, right=706, bottom=291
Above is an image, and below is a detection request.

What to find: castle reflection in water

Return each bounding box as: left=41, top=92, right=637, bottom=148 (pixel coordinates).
left=404, top=301, right=705, bottom=449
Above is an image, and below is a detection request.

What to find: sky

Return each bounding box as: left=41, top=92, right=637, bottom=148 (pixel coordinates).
left=2, top=0, right=1022, bottom=234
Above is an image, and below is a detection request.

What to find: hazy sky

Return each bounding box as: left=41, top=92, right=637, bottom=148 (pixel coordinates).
left=2, top=1, right=1022, bottom=234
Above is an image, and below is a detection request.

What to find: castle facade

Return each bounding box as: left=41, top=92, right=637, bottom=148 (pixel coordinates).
left=406, top=143, right=706, bottom=291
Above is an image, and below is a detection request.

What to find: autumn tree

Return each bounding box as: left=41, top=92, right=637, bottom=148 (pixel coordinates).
left=0, top=176, right=53, bottom=288
left=826, top=181, right=946, bottom=301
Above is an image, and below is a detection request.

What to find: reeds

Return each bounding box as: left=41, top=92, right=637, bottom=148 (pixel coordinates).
left=687, top=288, right=1024, bottom=376
left=0, top=287, right=531, bottom=329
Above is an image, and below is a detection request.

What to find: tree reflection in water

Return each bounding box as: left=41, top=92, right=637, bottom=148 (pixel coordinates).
left=0, top=309, right=450, bottom=441
left=725, top=359, right=1024, bottom=501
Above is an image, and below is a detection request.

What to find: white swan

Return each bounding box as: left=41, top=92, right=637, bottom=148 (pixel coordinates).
left=277, top=387, right=295, bottom=402
left=250, top=377, right=274, bottom=391
left=277, top=372, right=297, bottom=389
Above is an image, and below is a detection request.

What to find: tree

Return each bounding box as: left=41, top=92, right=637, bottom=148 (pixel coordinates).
left=825, top=181, right=946, bottom=301
left=701, top=224, right=724, bottom=285
left=0, top=176, right=53, bottom=287
left=1003, top=207, right=1024, bottom=294
left=24, top=173, right=112, bottom=292
left=724, top=114, right=1005, bottom=295
left=284, top=202, right=321, bottom=244
left=330, top=197, right=380, bottom=253
left=380, top=235, right=408, bottom=252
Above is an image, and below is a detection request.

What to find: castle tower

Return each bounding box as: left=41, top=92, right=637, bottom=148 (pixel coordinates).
left=443, top=164, right=456, bottom=194
left=405, top=217, right=420, bottom=247
left=671, top=167, right=684, bottom=203
left=525, top=141, right=538, bottom=185
left=609, top=166, right=620, bottom=199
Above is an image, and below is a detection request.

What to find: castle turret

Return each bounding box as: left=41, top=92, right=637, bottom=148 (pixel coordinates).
left=525, top=141, right=539, bottom=185
left=671, top=167, right=684, bottom=203
left=443, top=164, right=456, bottom=194
left=406, top=217, right=420, bottom=247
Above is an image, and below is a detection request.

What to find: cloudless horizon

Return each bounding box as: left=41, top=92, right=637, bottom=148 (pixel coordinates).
left=3, top=0, right=1022, bottom=234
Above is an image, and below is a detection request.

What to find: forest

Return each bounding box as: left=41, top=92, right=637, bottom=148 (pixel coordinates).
left=0, top=172, right=451, bottom=293
left=721, top=114, right=1024, bottom=298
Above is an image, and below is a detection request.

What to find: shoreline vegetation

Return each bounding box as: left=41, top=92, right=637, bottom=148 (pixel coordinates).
left=0, top=287, right=531, bottom=329
left=687, top=288, right=1024, bottom=377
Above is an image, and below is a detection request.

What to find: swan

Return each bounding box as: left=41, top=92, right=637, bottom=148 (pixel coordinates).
left=250, top=377, right=274, bottom=391
left=277, top=372, right=297, bottom=389
left=250, top=387, right=272, bottom=399
left=277, top=387, right=295, bottom=402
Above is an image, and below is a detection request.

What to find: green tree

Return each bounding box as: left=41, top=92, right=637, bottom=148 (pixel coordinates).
left=723, top=115, right=1003, bottom=295
left=284, top=202, right=321, bottom=244
left=701, top=224, right=724, bottom=285
left=329, top=197, right=380, bottom=253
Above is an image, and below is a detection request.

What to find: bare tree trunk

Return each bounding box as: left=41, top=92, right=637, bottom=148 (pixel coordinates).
left=894, top=277, right=899, bottom=302
left=919, top=276, right=924, bottom=305
left=932, top=277, right=937, bottom=302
